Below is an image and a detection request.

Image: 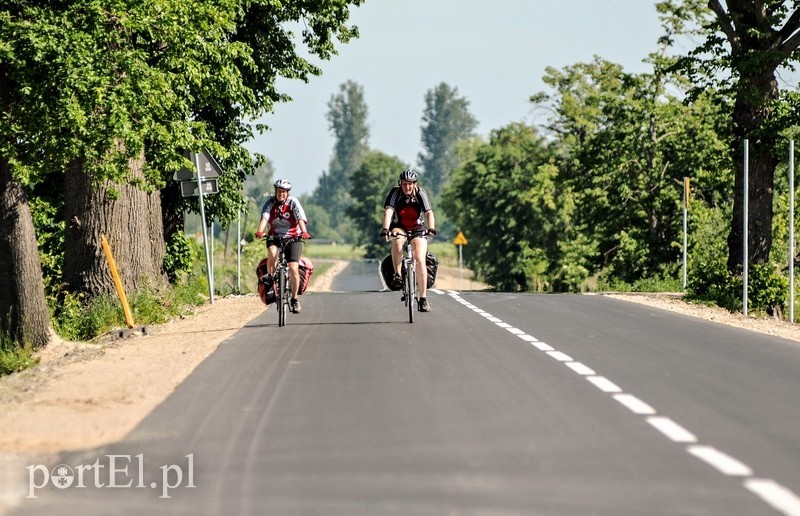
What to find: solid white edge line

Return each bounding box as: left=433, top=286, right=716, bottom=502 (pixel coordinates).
left=547, top=351, right=573, bottom=362
left=687, top=445, right=753, bottom=476
left=646, top=416, right=697, bottom=443
left=565, top=362, right=595, bottom=375
left=587, top=376, right=622, bottom=393
left=744, top=478, right=800, bottom=516
left=613, top=394, right=656, bottom=415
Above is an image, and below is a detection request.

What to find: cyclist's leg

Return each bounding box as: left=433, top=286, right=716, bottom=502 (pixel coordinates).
left=285, top=240, right=303, bottom=311
left=288, top=261, right=300, bottom=298
left=412, top=237, right=428, bottom=299
left=389, top=231, right=404, bottom=276
left=266, top=239, right=280, bottom=275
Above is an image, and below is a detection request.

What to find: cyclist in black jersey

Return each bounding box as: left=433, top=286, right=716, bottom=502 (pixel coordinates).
left=380, top=169, right=438, bottom=312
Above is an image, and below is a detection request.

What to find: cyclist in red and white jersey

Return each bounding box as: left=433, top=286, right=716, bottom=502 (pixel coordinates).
left=380, top=169, right=438, bottom=312
left=255, top=178, right=310, bottom=313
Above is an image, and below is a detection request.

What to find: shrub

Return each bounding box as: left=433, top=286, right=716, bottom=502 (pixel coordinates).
left=0, top=331, right=38, bottom=375
left=687, top=259, right=787, bottom=315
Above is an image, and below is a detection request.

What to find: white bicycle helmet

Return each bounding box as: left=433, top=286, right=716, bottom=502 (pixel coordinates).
left=399, top=169, right=418, bottom=182
left=273, top=178, right=292, bottom=191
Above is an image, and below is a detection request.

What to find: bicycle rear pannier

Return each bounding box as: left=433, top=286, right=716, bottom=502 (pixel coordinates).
left=426, top=252, right=438, bottom=288
left=380, top=253, right=438, bottom=289
left=256, top=258, right=277, bottom=305
left=298, top=256, right=314, bottom=295
left=380, top=255, right=402, bottom=291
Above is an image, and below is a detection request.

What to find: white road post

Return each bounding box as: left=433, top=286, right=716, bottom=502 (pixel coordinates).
left=790, top=140, right=795, bottom=323
left=743, top=139, right=749, bottom=317
left=682, top=177, right=689, bottom=291
left=195, top=153, right=214, bottom=305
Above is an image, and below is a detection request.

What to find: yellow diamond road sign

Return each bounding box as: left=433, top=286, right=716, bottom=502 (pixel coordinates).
left=453, top=231, right=468, bottom=245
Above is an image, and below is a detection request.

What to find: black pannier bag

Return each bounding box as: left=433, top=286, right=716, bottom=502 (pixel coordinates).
left=380, top=255, right=401, bottom=291
left=426, top=252, right=438, bottom=288
left=380, top=253, right=438, bottom=289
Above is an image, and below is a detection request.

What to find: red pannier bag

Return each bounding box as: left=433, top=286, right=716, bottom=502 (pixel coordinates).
left=256, top=258, right=277, bottom=305
left=298, top=256, right=314, bottom=295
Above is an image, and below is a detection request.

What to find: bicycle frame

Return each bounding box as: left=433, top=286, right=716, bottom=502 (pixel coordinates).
left=271, top=236, right=298, bottom=327
left=388, top=230, right=430, bottom=323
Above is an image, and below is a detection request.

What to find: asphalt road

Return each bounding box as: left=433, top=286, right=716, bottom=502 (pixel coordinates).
left=15, top=276, right=800, bottom=514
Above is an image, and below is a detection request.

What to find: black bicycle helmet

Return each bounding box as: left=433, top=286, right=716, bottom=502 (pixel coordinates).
left=399, top=168, right=418, bottom=182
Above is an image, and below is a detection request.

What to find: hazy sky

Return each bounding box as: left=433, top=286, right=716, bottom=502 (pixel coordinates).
left=246, top=1, right=668, bottom=196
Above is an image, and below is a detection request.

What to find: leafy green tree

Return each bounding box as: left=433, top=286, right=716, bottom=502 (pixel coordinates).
left=347, top=152, right=408, bottom=259
left=657, top=0, right=800, bottom=270
left=534, top=56, right=731, bottom=284
left=310, top=80, right=370, bottom=241
left=442, top=124, right=558, bottom=291
left=0, top=0, right=362, bottom=347
left=418, top=83, right=478, bottom=196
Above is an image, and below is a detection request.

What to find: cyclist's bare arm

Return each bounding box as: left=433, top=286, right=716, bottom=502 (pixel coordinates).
left=425, top=210, right=435, bottom=233
left=382, top=207, right=394, bottom=235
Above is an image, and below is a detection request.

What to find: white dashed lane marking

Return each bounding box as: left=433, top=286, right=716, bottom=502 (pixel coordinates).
left=442, top=290, right=800, bottom=516
left=647, top=416, right=697, bottom=443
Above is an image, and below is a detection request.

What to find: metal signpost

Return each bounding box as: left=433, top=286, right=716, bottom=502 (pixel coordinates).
left=175, top=149, right=223, bottom=304
left=682, top=177, right=690, bottom=291
left=743, top=139, right=749, bottom=317
left=791, top=140, right=796, bottom=323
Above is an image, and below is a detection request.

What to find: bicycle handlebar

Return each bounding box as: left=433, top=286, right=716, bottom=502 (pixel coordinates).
left=385, top=230, right=434, bottom=242
left=258, top=234, right=304, bottom=243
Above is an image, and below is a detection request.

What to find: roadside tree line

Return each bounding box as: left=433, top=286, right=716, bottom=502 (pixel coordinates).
left=1, top=0, right=363, bottom=353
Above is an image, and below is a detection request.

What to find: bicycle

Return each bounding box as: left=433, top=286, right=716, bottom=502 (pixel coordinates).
left=259, top=235, right=300, bottom=327
left=387, top=229, right=432, bottom=323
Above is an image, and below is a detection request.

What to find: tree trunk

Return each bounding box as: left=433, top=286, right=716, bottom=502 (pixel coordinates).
left=726, top=72, right=779, bottom=271
left=63, top=154, right=168, bottom=298
left=0, top=157, right=51, bottom=348
left=161, top=180, right=185, bottom=249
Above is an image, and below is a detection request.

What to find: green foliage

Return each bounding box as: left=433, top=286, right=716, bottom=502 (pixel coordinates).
left=301, top=200, right=342, bottom=242
left=442, top=123, right=559, bottom=291
left=0, top=333, right=38, bottom=376
left=536, top=57, right=731, bottom=285
left=163, top=231, right=197, bottom=283
left=686, top=257, right=741, bottom=311
left=749, top=263, right=788, bottom=314
left=51, top=277, right=207, bottom=341
left=1, top=0, right=364, bottom=353
left=598, top=274, right=682, bottom=293
left=687, top=260, right=788, bottom=315
left=310, top=80, right=370, bottom=241
left=657, top=1, right=800, bottom=270
left=30, top=196, right=65, bottom=297
left=418, top=82, right=479, bottom=196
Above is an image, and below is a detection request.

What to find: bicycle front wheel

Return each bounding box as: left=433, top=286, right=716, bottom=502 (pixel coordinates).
left=277, top=268, right=287, bottom=327
left=406, top=261, right=416, bottom=323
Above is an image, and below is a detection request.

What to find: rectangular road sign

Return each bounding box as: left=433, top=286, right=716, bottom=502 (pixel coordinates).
left=173, top=149, right=223, bottom=181
left=180, top=178, right=219, bottom=197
